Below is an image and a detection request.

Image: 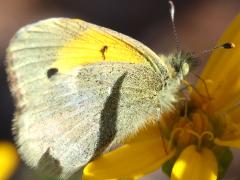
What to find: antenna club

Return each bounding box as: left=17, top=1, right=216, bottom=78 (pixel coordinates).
left=169, top=1, right=175, bottom=20
left=222, top=42, right=235, bottom=49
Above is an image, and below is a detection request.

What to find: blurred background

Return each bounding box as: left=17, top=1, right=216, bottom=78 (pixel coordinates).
left=0, top=0, right=239, bottom=179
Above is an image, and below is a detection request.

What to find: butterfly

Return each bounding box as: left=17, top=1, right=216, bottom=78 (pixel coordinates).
left=6, top=17, right=194, bottom=179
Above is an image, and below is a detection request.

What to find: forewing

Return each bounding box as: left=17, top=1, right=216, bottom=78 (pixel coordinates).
left=6, top=18, right=166, bottom=179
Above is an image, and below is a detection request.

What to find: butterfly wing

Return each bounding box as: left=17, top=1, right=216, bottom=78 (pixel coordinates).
left=6, top=18, right=170, bottom=179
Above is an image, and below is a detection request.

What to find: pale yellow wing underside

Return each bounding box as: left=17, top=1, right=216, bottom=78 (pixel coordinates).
left=6, top=18, right=169, bottom=179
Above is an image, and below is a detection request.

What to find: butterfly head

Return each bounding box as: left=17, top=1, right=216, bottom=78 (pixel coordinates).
left=166, top=1, right=196, bottom=79
left=168, top=51, right=196, bottom=78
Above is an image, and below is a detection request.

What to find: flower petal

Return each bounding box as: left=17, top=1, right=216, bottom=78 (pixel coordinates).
left=83, top=124, right=175, bottom=180
left=0, top=142, right=19, bottom=180
left=214, top=138, right=240, bottom=148
left=171, top=145, right=217, bottom=180
left=214, top=111, right=240, bottom=148
left=83, top=140, right=175, bottom=180
left=196, top=15, right=240, bottom=112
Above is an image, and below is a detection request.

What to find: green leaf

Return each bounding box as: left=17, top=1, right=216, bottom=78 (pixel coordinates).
left=162, top=155, right=177, bottom=177
left=212, top=146, right=233, bottom=180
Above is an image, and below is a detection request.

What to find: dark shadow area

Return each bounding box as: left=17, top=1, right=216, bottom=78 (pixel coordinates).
left=37, top=148, right=62, bottom=177
left=94, top=72, right=127, bottom=157
left=0, top=63, right=14, bottom=141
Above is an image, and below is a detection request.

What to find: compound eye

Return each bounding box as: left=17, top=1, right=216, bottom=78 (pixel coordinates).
left=182, top=62, right=189, bottom=76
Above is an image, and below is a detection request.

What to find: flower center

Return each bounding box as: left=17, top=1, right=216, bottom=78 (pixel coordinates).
left=160, top=81, right=219, bottom=151
left=167, top=109, right=215, bottom=150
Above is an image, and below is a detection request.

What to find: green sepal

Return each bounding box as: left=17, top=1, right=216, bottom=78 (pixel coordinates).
left=213, top=146, right=233, bottom=180
left=162, top=155, right=177, bottom=177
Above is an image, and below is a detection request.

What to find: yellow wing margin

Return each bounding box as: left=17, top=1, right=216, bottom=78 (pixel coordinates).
left=51, top=18, right=161, bottom=73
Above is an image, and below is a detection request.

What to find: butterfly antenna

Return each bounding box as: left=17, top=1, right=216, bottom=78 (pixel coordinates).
left=169, top=1, right=180, bottom=51
left=195, top=42, right=235, bottom=58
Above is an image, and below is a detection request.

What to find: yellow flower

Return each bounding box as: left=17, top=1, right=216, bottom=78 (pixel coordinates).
left=0, top=141, right=19, bottom=180
left=82, top=14, right=240, bottom=180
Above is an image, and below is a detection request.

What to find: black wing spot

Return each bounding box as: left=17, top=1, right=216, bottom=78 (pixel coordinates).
left=100, top=45, right=108, bottom=60
left=47, top=68, right=58, bottom=78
